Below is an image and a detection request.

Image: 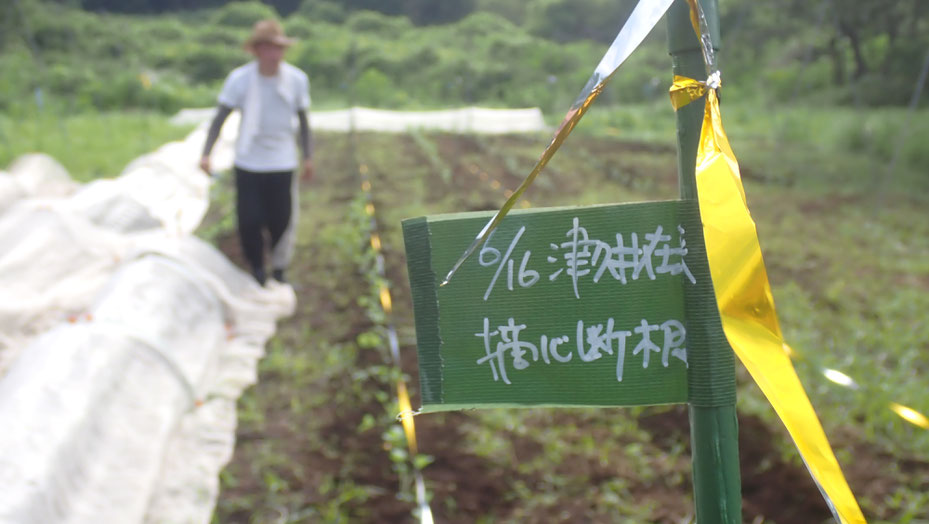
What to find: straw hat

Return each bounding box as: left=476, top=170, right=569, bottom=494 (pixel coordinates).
left=244, top=19, right=295, bottom=52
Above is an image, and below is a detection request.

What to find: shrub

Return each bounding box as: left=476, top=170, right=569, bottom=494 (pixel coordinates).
left=403, top=0, right=475, bottom=25
left=211, top=2, right=279, bottom=28
left=196, top=25, right=247, bottom=48
left=291, top=33, right=351, bottom=90
left=346, top=10, right=412, bottom=38
left=295, top=0, right=347, bottom=23
left=139, top=18, right=189, bottom=43
left=474, top=0, right=527, bottom=25
left=179, top=46, right=245, bottom=84
left=46, top=64, right=95, bottom=99
left=452, top=11, right=518, bottom=40
left=354, top=67, right=408, bottom=106
left=283, top=16, right=315, bottom=40
left=526, top=0, right=636, bottom=43
left=30, top=13, right=84, bottom=53
left=0, top=51, right=37, bottom=107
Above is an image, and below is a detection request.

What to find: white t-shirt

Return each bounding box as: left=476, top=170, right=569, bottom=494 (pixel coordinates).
left=218, top=61, right=311, bottom=172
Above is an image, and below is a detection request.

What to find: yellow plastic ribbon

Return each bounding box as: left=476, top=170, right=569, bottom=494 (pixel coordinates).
left=669, top=75, right=710, bottom=111
left=397, top=381, right=418, bottom=455
left=671, top=76, right=866, bottom=524
left=359, top=172, right=432, bottom=522
left=889, top=402, right=929, bottom=430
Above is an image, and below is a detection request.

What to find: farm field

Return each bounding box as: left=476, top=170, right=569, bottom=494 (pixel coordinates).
left=201, top=120, right=929, bottom=523
left=4, top=0, right=929, bottom=522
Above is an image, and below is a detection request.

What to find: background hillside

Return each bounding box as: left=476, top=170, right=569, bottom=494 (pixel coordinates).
left=2, top=0, right=927, bottom=116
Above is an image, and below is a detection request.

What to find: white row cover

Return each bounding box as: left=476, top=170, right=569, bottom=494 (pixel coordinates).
left=171, top=106, right=548, bottom=134
left=0, top=118, right=293, bottom=524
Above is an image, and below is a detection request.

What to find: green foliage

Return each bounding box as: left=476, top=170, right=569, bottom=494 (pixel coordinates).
left=401, top=0, right=476, bottom=25
left=474, top=0, right=528, bottom=25
left=526, top=0, right=637, bottom=43
left=281, top=14, right=314, bottom=39
left=5, top=0, right=927, bottom=115
left=80, top=0, right=225, bottom=13
left=294, top=0, right=347, bottom=23
left=345, top=10, right=412, bottom=37
left=138, top=17, right=189, bottom=42
left=0, top=111, right=193, bottom=181
left=178, top=45, right=243, bottom=84
left=210, top=1, right=279, bottom=28
left=454, top=11, right=519, bottom=38
left=355, top=68, right=405, bottom=107
left=409, top=130, right=451, bottom=183
left=328, top=0, right=476, bottom=25
left=718, top=103, right=929, bottom=187
left=721, top=0, right=929, bottom=106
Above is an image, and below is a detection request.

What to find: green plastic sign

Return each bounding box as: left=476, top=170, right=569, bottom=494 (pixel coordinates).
left=404, top=200, right=713, bottom=412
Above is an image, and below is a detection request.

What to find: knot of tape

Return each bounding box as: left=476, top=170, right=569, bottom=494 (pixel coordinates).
left=668, top=73, right=721, bottom=111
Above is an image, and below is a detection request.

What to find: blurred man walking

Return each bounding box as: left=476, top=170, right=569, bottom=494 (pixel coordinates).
left=200, top=19, right=313, bottom=285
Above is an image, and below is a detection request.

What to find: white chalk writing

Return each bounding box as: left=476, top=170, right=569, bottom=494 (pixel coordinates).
left=475, top=317, right=687, bottom=384
left=481, top=218, right=696, bottom=300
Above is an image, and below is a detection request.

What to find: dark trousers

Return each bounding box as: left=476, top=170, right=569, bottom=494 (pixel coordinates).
left=234, top=167, right=293, bottom=272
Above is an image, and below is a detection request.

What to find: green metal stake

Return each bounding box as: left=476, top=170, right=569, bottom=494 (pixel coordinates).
left=666, top=0, right=742, bottom=522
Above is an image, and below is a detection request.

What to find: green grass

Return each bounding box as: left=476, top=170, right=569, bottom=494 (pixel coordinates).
left=0, top=110, right=193, bottom=182
left=569, top=101, right=929, bottom=195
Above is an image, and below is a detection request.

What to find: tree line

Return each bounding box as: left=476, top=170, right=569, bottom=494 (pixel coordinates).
left=2, top=0, right=926, bottom=113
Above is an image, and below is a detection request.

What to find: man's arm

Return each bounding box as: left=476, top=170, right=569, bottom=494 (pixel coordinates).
left=199, top=105, right=233, bottom=175
left=298, top=109, right=314, bottom=181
